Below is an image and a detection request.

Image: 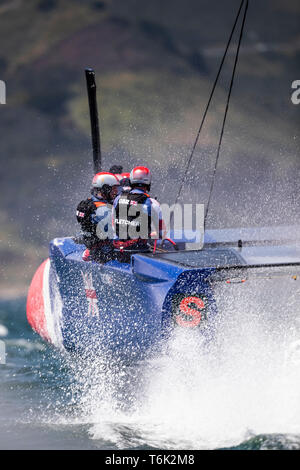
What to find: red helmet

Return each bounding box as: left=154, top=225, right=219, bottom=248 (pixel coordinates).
left=113, top=174, right=123, bottom=182
left=92, top=172, right=120, bottom=190
left=130, top=166, right=151, bottom=186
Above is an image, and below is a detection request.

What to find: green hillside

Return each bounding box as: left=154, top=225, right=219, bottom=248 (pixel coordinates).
left=0, top=0, right=299, bottom=295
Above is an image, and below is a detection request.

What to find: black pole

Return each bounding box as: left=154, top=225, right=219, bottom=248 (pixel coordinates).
left=85, top=68, right=101, bottom=173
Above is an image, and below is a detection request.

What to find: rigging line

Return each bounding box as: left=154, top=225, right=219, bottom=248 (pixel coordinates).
left=173, top=0, right=246, bottom=207
left=204, top=0, right=249, bottom=227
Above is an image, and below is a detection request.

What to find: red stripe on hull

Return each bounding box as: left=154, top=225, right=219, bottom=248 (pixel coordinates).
left=26, top=259, right=51, bottom=342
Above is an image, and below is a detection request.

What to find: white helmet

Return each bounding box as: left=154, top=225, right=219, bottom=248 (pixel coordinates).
left=92, top=172, right=120, bottom=190
left=130, top=166, right=151, bottom=186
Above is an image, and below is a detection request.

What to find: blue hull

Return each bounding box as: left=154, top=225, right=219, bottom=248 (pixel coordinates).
left=48, top=238, right=217, bottom=358
left=27, top=226, right=300, bottom=360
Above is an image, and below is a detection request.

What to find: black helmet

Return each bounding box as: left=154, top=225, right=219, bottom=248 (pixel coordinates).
left=109, top=165, right=123, bottom=175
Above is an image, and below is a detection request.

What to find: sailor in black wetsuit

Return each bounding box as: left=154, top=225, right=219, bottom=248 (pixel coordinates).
left=76, top=172, right=120, bottom=262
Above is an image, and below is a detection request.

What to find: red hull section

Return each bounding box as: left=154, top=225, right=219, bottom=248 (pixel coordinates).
left=26, top=259, right=51, bottom=342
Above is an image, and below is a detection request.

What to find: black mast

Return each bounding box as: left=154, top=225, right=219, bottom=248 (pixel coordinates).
left=85, top=68, right=101, bottom=173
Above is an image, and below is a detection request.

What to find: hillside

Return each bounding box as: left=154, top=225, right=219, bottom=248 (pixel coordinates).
left=0, top=0, right=299, bottom=295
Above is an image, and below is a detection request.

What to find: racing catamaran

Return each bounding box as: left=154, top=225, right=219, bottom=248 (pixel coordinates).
left=26, top=0, right=300, bottom=359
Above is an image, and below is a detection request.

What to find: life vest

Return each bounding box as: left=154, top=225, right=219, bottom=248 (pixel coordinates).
left=76, top=198, right=107, bottom=248
left=114, top=190, right=152, bottom=242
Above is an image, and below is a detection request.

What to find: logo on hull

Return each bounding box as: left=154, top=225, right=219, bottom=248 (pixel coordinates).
left=81, top=271, right=100, bottom=317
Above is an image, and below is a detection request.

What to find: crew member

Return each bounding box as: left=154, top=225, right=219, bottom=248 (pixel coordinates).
left=109, top=165, right=123, bottom=182
left=113, top=166, right=166, bottom=252
left=110, top=166, right=131, bottom=194
left=119, top=172, right=131, bottom=192
left=76, top=172, right=120, bottom=262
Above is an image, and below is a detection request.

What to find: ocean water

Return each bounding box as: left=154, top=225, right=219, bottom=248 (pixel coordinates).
left=1, top=296, right=300, bottom=450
